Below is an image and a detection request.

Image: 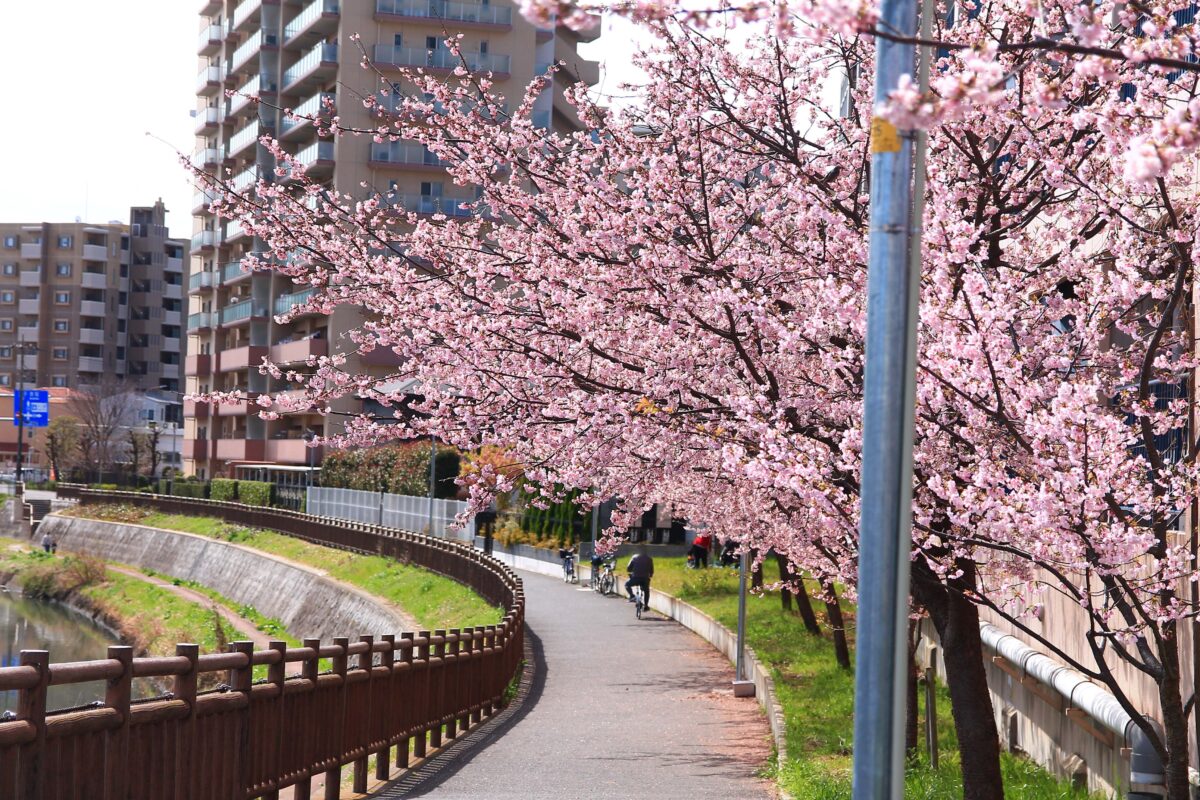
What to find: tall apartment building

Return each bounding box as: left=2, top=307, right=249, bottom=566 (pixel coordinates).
left=186, top=0, right=599, bottom=479
left=0, top=201, right=186, bottom=393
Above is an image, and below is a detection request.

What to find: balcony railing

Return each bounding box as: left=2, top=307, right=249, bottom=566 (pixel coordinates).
left=369, top=140, right=446, bottom=167
left=194, top=106, right=222, bottom=133
left=220, top=298, right=266, bottom=325
left=229, top=120, right=265, bottom=157
left=281, top=92, right=335, bottom=135
left=188, top=312, right=215, bottom=331
left=197, top=65, right=224, bottom=93
left=229, top=74, right=277, bottom=116
left=191, top=147, right=224, bottom=168
left=193, top=189, right=221, bottom=212
left=275, top=288, right=318, bottom=316
left=375, top=0, right=512, bottom=25
left=388, top=193, right=475, bottom=218
left=372, top=44, right=509, bottom=73
left=283, top=43, right=338, bottom=89
left=81, top=272, right=106, bottom=290
left=191, top=230, right=220, bottom=251
left=18, top=269, right=41, bottom=288
left=198, top=23, right=224, bottom=54
left=295, top=141, right=334, bottom=171
left=231, top=30, right=278, bottom=72
left=82, top=244, right=108, bottom=261
left=78, top=357, right=105, bottom=373
left=285, top=0, right=340, bottom=42
left=221, top=260, right=250, bottom=283
left=231, top=167, right=260, bottom=193
left=189, top=271, right=216, bottom=292
left=232, top=0, right=263, bottom=30
left=226, top=220, right=247, bottom=241
left=80, top=300, right=107, bottom=317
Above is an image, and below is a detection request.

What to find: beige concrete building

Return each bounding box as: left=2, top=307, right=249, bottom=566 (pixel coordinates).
left=0, top=201, right=186, bottom=394
left=186, top=0, right=599, bottom=478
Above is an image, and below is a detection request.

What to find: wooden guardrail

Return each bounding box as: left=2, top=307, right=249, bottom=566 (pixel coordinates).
left=1, top=489, right=525, bottom=800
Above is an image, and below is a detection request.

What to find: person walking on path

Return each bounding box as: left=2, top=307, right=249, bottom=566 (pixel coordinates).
left=40, top=532, right=53, bottom=554
left=626, top=546, right=654, bottom=603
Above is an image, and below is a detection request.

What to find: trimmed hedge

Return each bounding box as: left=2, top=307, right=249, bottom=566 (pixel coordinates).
left=171, top=481, right=208, bottom=499
left=237, top=480, right=273, bottom=507
left=210, top=479, right=238, bottom=503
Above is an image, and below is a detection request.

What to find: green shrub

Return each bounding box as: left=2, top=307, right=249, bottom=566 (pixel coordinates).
left=237, top=480, right=272, bottom=507
left=210, top=479, right=238, bottom=502
left=170, top=481, right=208, bottom=499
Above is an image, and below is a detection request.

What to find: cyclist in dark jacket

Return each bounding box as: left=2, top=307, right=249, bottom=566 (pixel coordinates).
left=625, top=547, right=654, bottom=603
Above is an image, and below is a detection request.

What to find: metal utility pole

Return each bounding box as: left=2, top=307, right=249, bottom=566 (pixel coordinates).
left=428, top=434, right=436, bottom=536
left=851, top=0, right=922, bottom=797
left=732, top=549, right=754, bottom=696
left=14, top=342, right=31, bottom=485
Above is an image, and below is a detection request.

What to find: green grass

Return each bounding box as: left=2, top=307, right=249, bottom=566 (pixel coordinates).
left=648, top=558, right=1097, bottom=799
left=68, top=505, right=503, bottom=631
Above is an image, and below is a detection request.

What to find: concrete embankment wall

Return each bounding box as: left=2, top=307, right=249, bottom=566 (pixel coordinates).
left=40, top=515, right=407, bottom=641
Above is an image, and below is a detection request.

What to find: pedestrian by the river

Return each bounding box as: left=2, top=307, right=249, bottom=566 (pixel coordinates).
left=40, top=532, right=52, bottom=553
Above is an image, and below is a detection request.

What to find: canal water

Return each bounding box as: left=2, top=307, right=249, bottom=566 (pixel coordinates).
left=0, top=588, right=122, bottom=714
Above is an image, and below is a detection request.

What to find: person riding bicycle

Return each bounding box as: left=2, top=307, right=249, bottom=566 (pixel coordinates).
left=625, top=546, right=654, bottom=604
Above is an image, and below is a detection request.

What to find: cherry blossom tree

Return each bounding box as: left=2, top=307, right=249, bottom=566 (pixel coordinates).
left=195, top=5, right=1200, bottom=796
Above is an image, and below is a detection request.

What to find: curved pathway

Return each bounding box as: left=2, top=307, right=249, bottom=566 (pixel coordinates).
left=380, top=570, right=774, bottom=800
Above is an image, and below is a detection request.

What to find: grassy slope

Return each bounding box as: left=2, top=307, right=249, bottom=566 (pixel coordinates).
left=67, top=505, right=502, bottom=630
left=650, top=558, right=1097, bottom=800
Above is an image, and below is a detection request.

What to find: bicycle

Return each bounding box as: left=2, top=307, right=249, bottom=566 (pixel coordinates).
left=592, top=557, right=616, bottom=595
left=631, top=583, right=646, bottom=620
left=560, top=551, right=578, bottom=584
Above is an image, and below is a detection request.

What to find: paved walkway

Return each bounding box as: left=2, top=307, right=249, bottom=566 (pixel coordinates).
left=381, top=571, right=774, bottom=800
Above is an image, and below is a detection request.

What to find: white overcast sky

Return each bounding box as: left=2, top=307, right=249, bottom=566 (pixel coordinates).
left=0, top=3, right=645, bottom=240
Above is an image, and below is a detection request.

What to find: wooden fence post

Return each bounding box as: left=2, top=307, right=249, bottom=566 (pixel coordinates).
left=430, top=630, right=446, bottom=750
left=446, top=629, right=460, bottom=740
left=174, top=643, right=199, bottom=800
left=471, top=626, right=486, bottom=725
left=352, top=635, right=372, bottom=794
left=413, top=631, right=430, bottom=761
left=377, top=634, right=394, bottom=781
left=325, top=637, right=348, bottom=800
left=231, top=641, right=255, bottom=797
left=16, top=650, right=48, bottom=800
left=263, top=640, right=288, bottom=800
left=104, top=645, right=133, bottom=800
left=293, top=638, right=321, bottom=800
left=397, top=632, right=415, bottom=769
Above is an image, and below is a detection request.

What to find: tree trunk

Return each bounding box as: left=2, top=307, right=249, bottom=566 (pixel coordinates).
left=1158, top=621, right=1191, bottom=800
left=914, top=560, right=1003, bottom=800
left=820, top=579, right=851, bottom=670
left=774, top=552, right=822, bottom=634
left=751, top=550, right=764, bottom=591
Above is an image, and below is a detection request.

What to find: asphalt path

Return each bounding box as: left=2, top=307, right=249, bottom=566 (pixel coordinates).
left=382, top=570, right=774, bottom=800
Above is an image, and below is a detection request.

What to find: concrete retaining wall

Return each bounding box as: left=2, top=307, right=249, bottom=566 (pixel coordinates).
left=40, top=515, right=408, bottom=641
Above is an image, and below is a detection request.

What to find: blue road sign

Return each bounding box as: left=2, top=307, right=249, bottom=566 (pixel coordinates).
left=15, top=390, right=49, bottom=428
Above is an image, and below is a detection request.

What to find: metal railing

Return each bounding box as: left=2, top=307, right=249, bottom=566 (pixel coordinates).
left=275, top=287, right=317, bottom=315
left=286, top=0, right=340, bottom=41
left=282, top=91, right=335, bottom=134
left=284, top=42, right=338, bottom=88
left=307, top=486, right=477, bottom=541
left=370, top=140, right=446, bottom=167
left=375, top=0, right=512, bottom=25
left=1, top=490, right=523, bottom=800
left=372, top=44, right=510, bottom=73
left=220, top=298, right=265, bottom=325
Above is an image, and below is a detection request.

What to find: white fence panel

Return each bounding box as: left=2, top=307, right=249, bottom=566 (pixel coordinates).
left=307, top=487, right=475, bottom=541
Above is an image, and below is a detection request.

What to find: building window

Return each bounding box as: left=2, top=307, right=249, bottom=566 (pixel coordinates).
left=55, top=263, right=71, bottom=277
left=0, top=292, right=13, bottom=304
left=0, top=347, right=12, bottom=359
left=51, top=376, right=67, bottom=388
left=52, top=348, right=67, bottom=360
left=2, top=237, right=15, bottom=249
left=54, top=291, right=69, bottom=305
left=0, top=321, right=11, bottom=332
left=57, top=236, right=72, bottom=249
left=0, top=375, right=10, bottom=387
left=53, top=320, right=68, bottom=332
left=2, top=264, right=13, bottom=276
